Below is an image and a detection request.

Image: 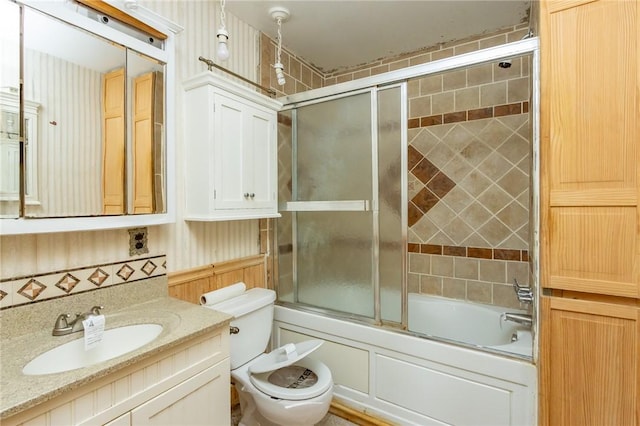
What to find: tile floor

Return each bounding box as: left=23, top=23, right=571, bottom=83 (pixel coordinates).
left=231, top=405, right=356, bottom=426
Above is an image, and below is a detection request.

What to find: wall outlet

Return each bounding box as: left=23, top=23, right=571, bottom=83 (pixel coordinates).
left=128, top=227, right=149, bottom=256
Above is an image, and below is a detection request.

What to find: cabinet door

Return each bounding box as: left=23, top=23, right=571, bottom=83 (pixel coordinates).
left=540, top=0, right=640, bottom=297
left=214, top=93, right=246, bottom=210
left=540, top=296, right=639, bottom=425
left=131, top=359, right=230, bottom=425
left=244, top=105, right=276, bottom=208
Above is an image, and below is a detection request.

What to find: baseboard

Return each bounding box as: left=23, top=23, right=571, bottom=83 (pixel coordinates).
left=330, top=399, right=396, bottom=426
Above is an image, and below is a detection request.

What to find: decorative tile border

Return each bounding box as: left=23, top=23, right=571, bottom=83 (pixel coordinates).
left=408, top=101, right=529, bottom=129
left=408, top=243, right=528, bottom=261
left=0, top=255, right=167, bottom=310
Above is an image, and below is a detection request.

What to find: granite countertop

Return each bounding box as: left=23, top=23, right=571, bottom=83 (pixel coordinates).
left=0, top=287, right=231, bottom=420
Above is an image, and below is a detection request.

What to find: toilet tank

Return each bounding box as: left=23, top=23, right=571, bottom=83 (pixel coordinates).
left=210, top=288, right=276, bottom=369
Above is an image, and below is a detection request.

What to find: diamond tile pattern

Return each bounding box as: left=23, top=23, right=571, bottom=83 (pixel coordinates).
left=19, top=279, right=46, bottom=301
left=56, top=273, right=80, bottom=294
left=408, top=115, right=530, bottom=249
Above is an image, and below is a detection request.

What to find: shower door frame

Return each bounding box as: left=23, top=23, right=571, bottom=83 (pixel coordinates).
left=276, top=38, right=541, bottom=357
left=280, top=84, right=407, bottom=327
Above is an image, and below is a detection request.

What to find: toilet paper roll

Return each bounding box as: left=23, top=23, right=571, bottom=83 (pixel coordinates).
left=200, top=282, right=246, bottom=306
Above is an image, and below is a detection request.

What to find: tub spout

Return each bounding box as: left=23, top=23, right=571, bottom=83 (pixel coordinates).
left=501, top=312, right=532, bottom=328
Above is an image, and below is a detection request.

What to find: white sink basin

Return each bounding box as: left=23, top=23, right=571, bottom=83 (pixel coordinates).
left=23, top=324, right=163, bottom=375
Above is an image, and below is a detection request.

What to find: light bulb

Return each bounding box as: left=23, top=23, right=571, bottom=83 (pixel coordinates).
left=216, top=29, right=229, bottom=61
left=274, top=62, right=286, bottom=86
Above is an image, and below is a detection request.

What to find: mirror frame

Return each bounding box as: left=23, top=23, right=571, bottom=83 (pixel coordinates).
left=1, top=0, right=181, bottom=235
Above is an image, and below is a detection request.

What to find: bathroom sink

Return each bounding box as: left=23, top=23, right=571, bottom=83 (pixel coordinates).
left=23, top=324, right=163, bottom=375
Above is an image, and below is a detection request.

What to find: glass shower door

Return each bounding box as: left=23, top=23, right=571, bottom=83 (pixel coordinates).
left=277, top=85, right=406, bottom=324
left=291, top=91, right=374, bottom=318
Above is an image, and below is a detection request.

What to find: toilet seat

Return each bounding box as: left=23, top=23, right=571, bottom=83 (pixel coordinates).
left=250, top=356, right=332, bottom=400
left=246, top=340, right=332, bottom=401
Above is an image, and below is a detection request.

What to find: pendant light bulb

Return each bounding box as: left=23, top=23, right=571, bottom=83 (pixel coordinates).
left=216, top=28, right=229, bottom=61
left=274, top=62, right=286, bottom=86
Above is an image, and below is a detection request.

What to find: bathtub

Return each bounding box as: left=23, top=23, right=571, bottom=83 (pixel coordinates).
left=273, top=298, right=536, bottom=425
left=408, top=293, right=533, bottom=357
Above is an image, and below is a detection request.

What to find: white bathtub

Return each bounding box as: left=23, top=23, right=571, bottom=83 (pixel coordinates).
left=408, top=293, right=533, bottom=357
left=273, top=303, right=536, bottom=425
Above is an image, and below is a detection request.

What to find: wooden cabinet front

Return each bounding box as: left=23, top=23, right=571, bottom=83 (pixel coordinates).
left=540, top=0, right=640, bottom=298
left=540, top=296, right=639, bottom=425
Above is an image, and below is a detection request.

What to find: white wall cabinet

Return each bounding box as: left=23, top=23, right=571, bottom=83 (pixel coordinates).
left=184, top=72, right=282, bottom=221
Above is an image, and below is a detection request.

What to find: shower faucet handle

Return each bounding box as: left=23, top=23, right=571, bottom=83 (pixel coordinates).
left=512, top=278, right=533, bottom=304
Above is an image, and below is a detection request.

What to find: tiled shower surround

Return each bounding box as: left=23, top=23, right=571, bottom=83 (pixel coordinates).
left=407, top=57, right=531, bottom=309
left=0, top=255, right=166, bottom=309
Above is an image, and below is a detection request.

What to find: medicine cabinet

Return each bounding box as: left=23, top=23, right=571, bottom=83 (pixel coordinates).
left=0, top=0, right=181, bottom=234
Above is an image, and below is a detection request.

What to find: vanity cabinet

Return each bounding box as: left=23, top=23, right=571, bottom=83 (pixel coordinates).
left=3, top=327, right=230, bottom=426
left=183, top=72, right=282, bottom=221
left=539, top=0, right=640, bottom=423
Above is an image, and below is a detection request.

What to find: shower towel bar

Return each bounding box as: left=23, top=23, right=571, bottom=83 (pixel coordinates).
left=198, top=56, right=276, bottom=97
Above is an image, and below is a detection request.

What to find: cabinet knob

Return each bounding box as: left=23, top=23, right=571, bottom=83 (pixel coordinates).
left=244, top=193, right=250, bottom=198
left=250, top=193, right=255, bottom=199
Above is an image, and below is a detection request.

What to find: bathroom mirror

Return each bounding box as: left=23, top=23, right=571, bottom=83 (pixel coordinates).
left=0, top=0, right=176, bottom=233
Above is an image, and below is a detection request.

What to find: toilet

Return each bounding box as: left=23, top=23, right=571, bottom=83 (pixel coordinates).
left=204, top=284, right=333, bottom=426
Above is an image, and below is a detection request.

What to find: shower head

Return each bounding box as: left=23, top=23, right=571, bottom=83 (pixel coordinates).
left=498, top=60, right=512, bottom=69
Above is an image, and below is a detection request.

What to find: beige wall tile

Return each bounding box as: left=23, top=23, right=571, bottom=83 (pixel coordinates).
left=455, top=87, right=480, bottom=111
left=479, top=34, right=507, bottom=49
left=389, top=59, right=410, bottom=71
left=479, top=259, right=507, bottom=283
left=431, top=255, right=454, bottom=277
left=507, top=262, right=529, bottom=285
left=420, top=75, right=443, bottom=95
left=432, top=48, right=454, bottom=60
left=480, top=81, right=507, bottom=107
left=492, top=283, right=521, bottom=309
left=409, top=253, right=430, bottom=274
left=410, top=53, right=431, bottom=66
left=508, top=77, right=530, bottom=102
left=443, top=70, right=467, bottom=91
left=454, top=257, right=479, bottom=280
left=431, top=91, right=455, bottom=114
left=407, top=273, right=420, bottom=293
left=454, top=41, right=479, bottom=55
left=466, top=280, right=492, bottom=304
left=354, top=69, right=371, bottom=80
left=409, top=96, right=432, bottom=118
left=467, top=63, right=493, bottom=86
left=442, top=277, right=467, bottom=299
left=421, top=275, right=443, bottom=295
left=493, top=58, right=522, bottom=81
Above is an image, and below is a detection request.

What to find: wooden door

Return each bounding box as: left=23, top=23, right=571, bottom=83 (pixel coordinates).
left=540, top=0, right=640, bottom=297
left=132, top=71, right=155, bottom=214
left=102, top=68, right=126, bottom=214
left=540, top=296, right=639, bottom=425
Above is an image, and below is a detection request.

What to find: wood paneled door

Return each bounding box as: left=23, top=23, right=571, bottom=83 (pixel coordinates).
left=541, top=0, right=640, bottom=298
left=540, top=297, right=639, bottom=425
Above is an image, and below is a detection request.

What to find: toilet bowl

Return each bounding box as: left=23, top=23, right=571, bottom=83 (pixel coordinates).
left=203, top=284, right=333, bottom=426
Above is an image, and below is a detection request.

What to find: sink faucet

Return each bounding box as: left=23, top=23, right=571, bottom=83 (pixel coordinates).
left=501, top=312, right=533, bottom=328
left=52, top=305, right=104, bottom=336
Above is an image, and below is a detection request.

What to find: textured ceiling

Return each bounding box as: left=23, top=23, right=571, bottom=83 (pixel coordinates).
left=226, top=0, right=531, bottom=73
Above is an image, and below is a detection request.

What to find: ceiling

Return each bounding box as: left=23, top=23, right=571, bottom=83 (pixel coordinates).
left=225, top=0, right=531, bottom=73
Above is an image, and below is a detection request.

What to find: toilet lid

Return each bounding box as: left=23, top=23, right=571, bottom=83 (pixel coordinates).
left=249, top=356, right=333, bottom=400
left=249, top=340, right=323, bottom=374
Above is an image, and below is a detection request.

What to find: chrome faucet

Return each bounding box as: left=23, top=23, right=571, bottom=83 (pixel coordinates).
left=52, top=305, right=104, bottom=336
left=501, top=312, right=533, bottom=328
